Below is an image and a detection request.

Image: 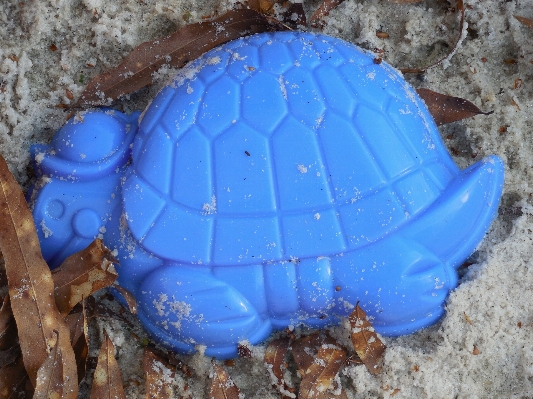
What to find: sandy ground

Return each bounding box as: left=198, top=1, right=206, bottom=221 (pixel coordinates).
left=1, top=0, right=533, bottom=397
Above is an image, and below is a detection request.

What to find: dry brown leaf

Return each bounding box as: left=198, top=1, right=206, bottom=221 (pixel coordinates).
left=0, top=355, right=29, bottom=398
left=0, top=296, right=17, bottom=351
left=0, top=154, right=77, bottom=391
left=292, top=333, right=350, bottom=399
left=33, top=330, right=76, bottom=399
left=209, top=361, right=241, bottom=399
left=515, top=15, right=533, bottom=29
left=65, top=310, right=84, bottom=345
left=52, top=239, right=117, bottom=317
left=77, top=9, right=287, bottom=107
left=264, top=337, right=293, bottom=398
left=65, top=306, right=89, bottom=384
left=310, top=0, right=345, bottom=27
left=299, top=337, right=347, bottom=399
left=292, top=332, right=347, bottom=372
left=417, top=88, right=493, bottom=126
left=399, top=0, right=465, bottom=73
left=349, top=303, right=386, bottom=376
left=292, top=333, right=322, bottom=372
left=90, top=331, right=126, bottom=399
left=113, top=284, right=137, bottom=314
left=143, top=347, right=176, bottom=399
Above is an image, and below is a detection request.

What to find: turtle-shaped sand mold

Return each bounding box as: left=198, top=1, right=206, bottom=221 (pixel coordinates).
left=29, top=31, right=504, bottom=359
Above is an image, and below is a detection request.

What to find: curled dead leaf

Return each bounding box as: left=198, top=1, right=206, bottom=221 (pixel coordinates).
left=292, top=333, right=322, bottom=373
left=292, top=332, right=349, bottom=372
left=143, top=347, right=177, bottom=399
left=298, top=336, right=347, bottom=399
left=52, top=239, right=118, bottom=317
left=417, top=88, right=493, bottom=126
left=264, top=337, right=294, bottom=398
left=77, top=9, right=287, bottom=107
left=209, top=360, right=241, bottom=399
left=65, top=309, right=85, bottom=345
left=291, top=332, right=350, bottom=398
left=349, top=303, right=386, bottom=376
left=33, top=330, right=76, bottom=399
left=65, top=305, right=89, bottom=384
left=0, top=155, right=77, bottom=390
left=90, top=331, right=126, bottom=399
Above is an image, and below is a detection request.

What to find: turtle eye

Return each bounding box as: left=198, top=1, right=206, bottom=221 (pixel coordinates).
left=45, top=199, right=65, bottom=220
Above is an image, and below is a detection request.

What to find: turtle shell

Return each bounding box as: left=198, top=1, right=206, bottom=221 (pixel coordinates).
left=122, top=31, right=459, bottom=266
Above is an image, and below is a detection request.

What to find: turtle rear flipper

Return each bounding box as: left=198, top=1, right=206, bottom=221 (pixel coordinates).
left=403, top=155, right=505, bottom=270
left=137, top=265, right=271, bottom=358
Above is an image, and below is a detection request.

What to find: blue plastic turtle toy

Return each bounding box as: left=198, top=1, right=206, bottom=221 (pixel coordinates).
left=29, top=31, right=504, bottom=359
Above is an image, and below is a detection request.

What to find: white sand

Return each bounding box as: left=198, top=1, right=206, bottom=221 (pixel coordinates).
left=1, top=0, right=532, bottom=397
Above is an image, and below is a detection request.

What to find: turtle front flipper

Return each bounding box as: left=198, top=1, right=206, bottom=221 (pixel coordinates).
left=136, top=265, right=272, bottom=359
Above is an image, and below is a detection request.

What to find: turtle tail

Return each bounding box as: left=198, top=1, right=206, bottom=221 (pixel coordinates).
left=402, top=155, right=505, bottom=271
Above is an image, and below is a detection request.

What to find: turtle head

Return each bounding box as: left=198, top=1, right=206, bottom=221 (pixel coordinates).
left=28, top=109, right=141, bottom=267
left=31, top=109, right=140, bottom=181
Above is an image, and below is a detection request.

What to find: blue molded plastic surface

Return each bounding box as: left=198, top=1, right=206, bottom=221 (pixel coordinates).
left=29, top=32, right=504, bottom=359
